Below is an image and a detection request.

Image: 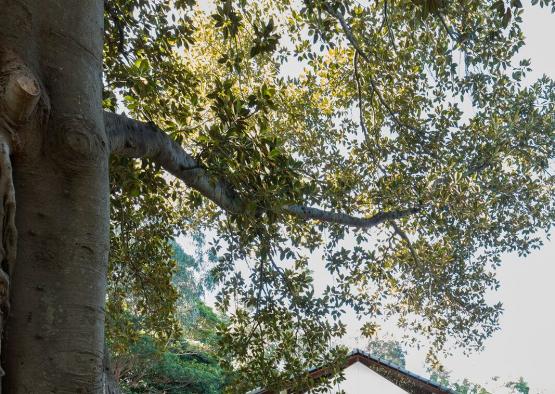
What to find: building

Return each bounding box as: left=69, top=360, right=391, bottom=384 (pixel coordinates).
left=252, top=349, right=454, bottom=394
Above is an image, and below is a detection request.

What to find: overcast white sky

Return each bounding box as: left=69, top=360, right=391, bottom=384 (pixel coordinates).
left=434, top=6, right=555, bottom=392
left=343, top=5, right=555, bottom=392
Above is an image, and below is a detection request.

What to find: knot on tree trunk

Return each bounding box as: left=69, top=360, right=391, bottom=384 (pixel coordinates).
left=51, top=116, right=107, bottom=169
left=0, top=47, right=41, bottom=151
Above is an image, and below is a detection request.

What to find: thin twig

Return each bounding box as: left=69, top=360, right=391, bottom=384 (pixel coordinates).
left=353, top=51, right=368, bottom=139
left=381, top=0, right=397, bottom=51
left=435, top=12, right=459, bottom=42
left=323, top=3, right=422, bottom=136
left=104, top=0, right=129, bottom=60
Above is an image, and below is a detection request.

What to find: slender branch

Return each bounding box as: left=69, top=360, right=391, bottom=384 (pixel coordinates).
left=323, top=3, right=422, bottom=136
left=353, top=51, right=368, bottom=139
left=105, top=111, right=421, bottom=229
left=282, top=205, right=419, bottom=229
left=380, top=0, right=397, bottom=51
left=104, top=0, right=128, bottom=59
left=435, top=12, right=459, bottom=42
left=353, top=56, right=387, bottom=176
left=323, top=5, right=394, bottom=116
left=391, top=221, right=418, bottom=263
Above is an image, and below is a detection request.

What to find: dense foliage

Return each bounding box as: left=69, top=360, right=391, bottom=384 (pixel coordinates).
left=114, top=304, right=228, bottom=393
left=103, top=0, right=555, bottom=391
left=108, top=237, right=229, bottom=393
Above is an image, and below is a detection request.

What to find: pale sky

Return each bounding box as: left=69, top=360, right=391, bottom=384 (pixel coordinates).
left=344, top=5, right=555, bottom=393
left=430, top=6, right=555, bottom=392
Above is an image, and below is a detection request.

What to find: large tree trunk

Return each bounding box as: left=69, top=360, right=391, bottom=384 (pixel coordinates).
left=0, top=1, right=109, bottom=392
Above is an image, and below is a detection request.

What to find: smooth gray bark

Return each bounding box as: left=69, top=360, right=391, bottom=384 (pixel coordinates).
left=1, top=1, right=109, bottom=392
left=105, top=111, right=243, bottom=213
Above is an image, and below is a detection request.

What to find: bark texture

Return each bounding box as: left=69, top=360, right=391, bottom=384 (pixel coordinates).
left=0, top=45, right=41, bottom=383
left=105, top=111, right=242, bottom=213
left=1, top=1, right=110, bottom=392
left=103, top=343, right=121, bottom=394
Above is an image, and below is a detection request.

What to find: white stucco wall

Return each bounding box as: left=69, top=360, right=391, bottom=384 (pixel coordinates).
left=327, top=361, right=409, bottom=394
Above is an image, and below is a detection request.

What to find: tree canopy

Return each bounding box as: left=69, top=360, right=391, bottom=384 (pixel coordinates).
left=102, top=0, right=555, bottom=391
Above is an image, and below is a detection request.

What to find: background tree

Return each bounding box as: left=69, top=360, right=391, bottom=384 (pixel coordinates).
left=107, top=238, right=228, bottom=393
left=365, top=339, right=407, bottom=368
left=0, top=0, right=554, bottom=392
left=360, top=339, right=532, bottom=394
left=505, top=377, right=530, bottom=394
left=429, top=365, right=533, bottom=394
left=112, top=303, right=228, bottom=394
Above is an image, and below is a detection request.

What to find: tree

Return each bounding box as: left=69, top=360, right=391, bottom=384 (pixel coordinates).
left=363, top=341, right=531, bottom=394
left=112, top=303, right=229, bottom=394
left=452, top=379, right=492, bottom=394
left=0, top=0, right=554, bottom=391
left=429, top=370, right=533, bottom=394
left=107, top=238, right=228, bottom=393
left=506, top=377, right=530, bottom=394
left=365, top=339, right=406, bottom=368
left=429, top=370, right=492, bottom=394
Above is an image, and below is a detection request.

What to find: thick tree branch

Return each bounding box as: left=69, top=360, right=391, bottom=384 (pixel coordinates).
left=104, top=111, right=420, bottom=229
left=104, top=111, right=243, bottom=213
